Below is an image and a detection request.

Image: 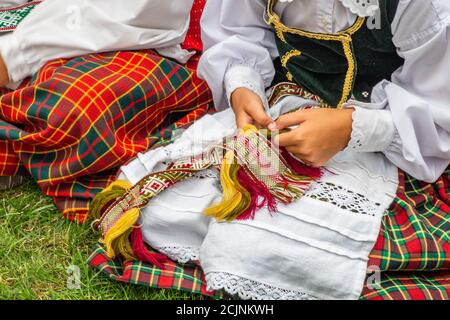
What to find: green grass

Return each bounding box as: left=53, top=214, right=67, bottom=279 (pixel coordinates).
left=0, top=179, right=200, bottom=300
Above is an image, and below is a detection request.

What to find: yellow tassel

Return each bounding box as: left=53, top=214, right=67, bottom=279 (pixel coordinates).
left=111, top=228, right=136, bottom=261
left=204, top=151, right=250, bottom=221
left=103, top=207, right=140, bottom=259
left=90, top=180, right=132, bottom=220
left=241, top=124, right=257, bottom=133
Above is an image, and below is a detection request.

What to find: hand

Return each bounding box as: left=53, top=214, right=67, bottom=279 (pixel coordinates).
left=274, top=108, right=354, bottom=167
left=0, top=54, right=8, bottom=87
left=230, top=87, right=276, bottom=129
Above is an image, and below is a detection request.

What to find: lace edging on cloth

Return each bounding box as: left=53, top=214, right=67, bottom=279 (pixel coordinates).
left=206, top=272, right=317, bottom=300
left=157, top=246, right=200, bottom=264
left=306, top=181, right=381, bottom=216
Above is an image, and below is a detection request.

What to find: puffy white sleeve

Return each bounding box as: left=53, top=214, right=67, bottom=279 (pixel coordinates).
left=0, top=0, right=194, bottom=83
left=197, top=0, right=278, bottom=111
left=346, top=0, right=450, bottom=182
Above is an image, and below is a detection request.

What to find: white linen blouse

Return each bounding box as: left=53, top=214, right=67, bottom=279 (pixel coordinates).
left=198, top=0, right=450, bottom=182
left=0, top=0, right=195, bottom=83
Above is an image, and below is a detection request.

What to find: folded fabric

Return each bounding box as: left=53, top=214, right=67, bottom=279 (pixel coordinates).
left=89, top=166, right=450, bottom=300
left=91, top=84, right=400, bottom=299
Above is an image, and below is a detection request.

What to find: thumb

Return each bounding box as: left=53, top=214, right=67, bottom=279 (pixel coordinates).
left=275, top=109, right=309, bottom=129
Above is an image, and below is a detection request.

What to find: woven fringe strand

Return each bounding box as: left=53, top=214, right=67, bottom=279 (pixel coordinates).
left=90, top=180, right=132, bottom=220
left=103, top=208, right=140, bottom=259
left=131, top=228, right=168, bottom=269
left=204, top=151, right=251, bottom=221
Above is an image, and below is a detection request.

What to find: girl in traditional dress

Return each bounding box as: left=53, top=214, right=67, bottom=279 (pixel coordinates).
left=92, top=0, right=450, bottom=299
left=0, top=0, right=211, bottom=222
left=199, top=0, right=450, bottom=182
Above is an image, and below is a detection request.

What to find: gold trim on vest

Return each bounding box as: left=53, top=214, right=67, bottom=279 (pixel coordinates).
left=266, top=0, right=366, bottom=108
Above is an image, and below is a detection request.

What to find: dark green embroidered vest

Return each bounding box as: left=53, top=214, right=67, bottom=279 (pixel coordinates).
left=267, top=0, right=404, bottom=107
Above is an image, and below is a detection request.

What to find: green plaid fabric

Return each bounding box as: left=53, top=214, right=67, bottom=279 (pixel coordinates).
left=88, top=245, right=219, bottom=298
left=0, top=50, right=212, bottom=223
left=361, top=167, right=450, bottom=299
left=369, top=170, right=450, bottom=271
left=361, top=272, right=450, bottom=300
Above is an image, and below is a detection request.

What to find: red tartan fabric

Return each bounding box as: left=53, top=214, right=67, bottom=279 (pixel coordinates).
left=0, top=0, right=212, bottom=222
left=0, top=51, right=212, bottom=222
left=88, top=242, right=217, bottom=298
left=362, top=168, right=450, bottom=300
left=369, top=170, right=450, bottom=271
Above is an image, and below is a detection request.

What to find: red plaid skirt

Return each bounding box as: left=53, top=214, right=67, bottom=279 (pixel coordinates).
left=0, top=50, right=212, bottom=222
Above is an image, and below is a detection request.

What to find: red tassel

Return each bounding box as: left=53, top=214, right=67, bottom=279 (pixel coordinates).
left=236, top=168, right=277, bottom=220
left=131, top=228, right=168, bottom=269
left=280, top=148, right=322, bottom=180
left=235, top=148, right=321, bottom=221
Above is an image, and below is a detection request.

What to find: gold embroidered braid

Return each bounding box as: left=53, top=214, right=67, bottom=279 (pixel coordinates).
left=281, top=50, right=301, bottom=82
left=281, top=49, right=301, bottom=67
left=266, top=0, right=365, bottom=41
left=267, top=82, right=330, bottom=108
left=339, top=41, right=357, bottom=108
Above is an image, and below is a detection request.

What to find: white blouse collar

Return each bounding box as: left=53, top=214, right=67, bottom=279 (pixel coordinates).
left=278, top=0, right=380, bottom=18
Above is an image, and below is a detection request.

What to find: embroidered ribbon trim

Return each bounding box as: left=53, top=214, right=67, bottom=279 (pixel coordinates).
left=0, top=1, right=41, bottom=32
left=91, top=126, right=322, bottom=263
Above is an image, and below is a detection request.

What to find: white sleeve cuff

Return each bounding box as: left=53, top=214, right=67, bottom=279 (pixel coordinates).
left=224, top=64, right=269, bottom=110
left=345, top=106, right=396, bottom=153
left=0, top=33, right=31, bottom=83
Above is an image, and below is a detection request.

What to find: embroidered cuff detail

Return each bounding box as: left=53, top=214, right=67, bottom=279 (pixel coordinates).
left=224, top=64, right=269, bottom=111
left=345, top=106, right=396, bottom=153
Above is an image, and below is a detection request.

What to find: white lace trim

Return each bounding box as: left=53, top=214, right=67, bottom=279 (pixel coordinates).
left=226, top=79, right=268, bottom=110
left=347, top=107, right=366, bottom=151
left=340, top=0, right=380, bottom=18
left=279, top=0, right=379, bottom=18
left=157, top=246, right=200, bottom=264
left=225, top=64, right=269, bottom=111
left=206, top=272, right=316, bottom=300
left=306, top=181, right=381, bottom=216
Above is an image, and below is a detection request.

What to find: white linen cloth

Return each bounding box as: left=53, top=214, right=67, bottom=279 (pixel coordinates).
left=118, top=96, right=399, bottom=300
left=0, top=0, right=195, bottom=83
left=198, top=0, right=450, bottom=183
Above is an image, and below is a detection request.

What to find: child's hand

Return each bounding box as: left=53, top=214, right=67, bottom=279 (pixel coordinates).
left=230, top=87, right=276, bottom=129
left=274, top=108, right=354, bottom=167
left=0, top=55, right=8, bottom=87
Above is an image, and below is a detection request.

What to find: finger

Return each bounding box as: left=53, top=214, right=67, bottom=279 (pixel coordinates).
left=235, top=111, right=253, bottom=129
left=275, top=109, right=310, bottom=129
left=285, top=146, right=302, bottom=155
left=285, top=147, right=314, bottom=166
left=245, top=104, right=274, bottom=128
left=274, top=130, right=302, bottom=147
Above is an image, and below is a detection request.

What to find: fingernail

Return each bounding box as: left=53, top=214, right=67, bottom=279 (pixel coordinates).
left=268, top=122, right=278, bottom=131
